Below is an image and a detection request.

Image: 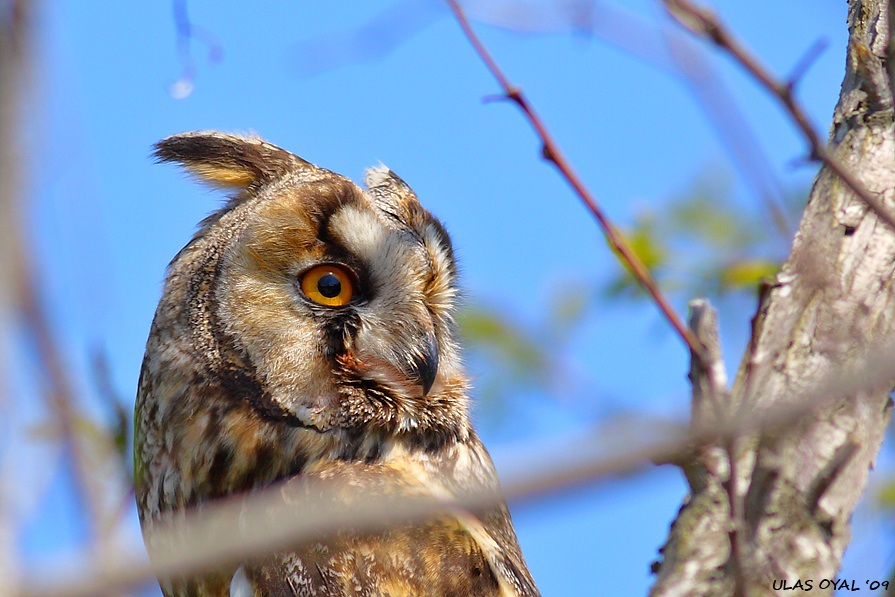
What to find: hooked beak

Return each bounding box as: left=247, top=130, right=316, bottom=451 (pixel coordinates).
left=407, top=330, right=439, bottom=396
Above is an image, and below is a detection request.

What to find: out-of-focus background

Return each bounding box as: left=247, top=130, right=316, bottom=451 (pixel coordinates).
left=5, top=1, right=892, bottom=595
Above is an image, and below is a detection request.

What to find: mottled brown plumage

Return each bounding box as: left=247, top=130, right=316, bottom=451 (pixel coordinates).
left=134, top=131, right=539, bottom=596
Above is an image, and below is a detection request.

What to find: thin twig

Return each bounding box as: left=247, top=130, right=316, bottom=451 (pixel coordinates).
left=661, top=27, right=794, bottom=241
left=446, top=0, right=705, bottom=362
left=476, top=4, right=794, bottom=243
left=2, top=0, right=122, bottom=589
left=663, top=0, right=895, bottom=231
left=785, top=37, right=829, bottom=89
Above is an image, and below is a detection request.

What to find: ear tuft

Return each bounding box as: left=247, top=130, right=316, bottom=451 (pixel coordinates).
left=364, top=165, right=422, bottom=222
left=153, top=131, right=316, bottom=190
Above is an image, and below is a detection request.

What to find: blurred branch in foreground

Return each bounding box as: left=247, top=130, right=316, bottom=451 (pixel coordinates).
left=1, top=0, right=132, bottom=583
left=0, top=0, right=30, bottom=594
left=16, top=328, right=895, bottom=597
left=6, top=0, right=123, bottom=546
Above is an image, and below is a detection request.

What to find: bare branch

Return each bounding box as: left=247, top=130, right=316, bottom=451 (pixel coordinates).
left=660, top=30, right=794, bottom=241
left=446, top=0, right=706, bottom=362
left=288, top=0, right=442, bottom=77
left=663, top=0, right=895, bottom=231
left=475, top=3, right=795, bottom=242
left=785, top=37, right=829, bottom=90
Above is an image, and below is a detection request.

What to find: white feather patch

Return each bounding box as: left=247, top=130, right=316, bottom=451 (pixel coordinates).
left=230, top=565, right=254, bottom=597
left=329, top=205, right=423, bottom=301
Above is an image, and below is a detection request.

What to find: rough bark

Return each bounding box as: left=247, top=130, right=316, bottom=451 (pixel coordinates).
left=651, top=1, right=895, bottom=595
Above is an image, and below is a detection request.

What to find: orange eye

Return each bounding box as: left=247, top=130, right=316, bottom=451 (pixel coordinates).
left=300, top=265, right=354, bottom=307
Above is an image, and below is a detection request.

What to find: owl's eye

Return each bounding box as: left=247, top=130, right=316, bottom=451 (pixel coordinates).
left=299, top=264, right=354, bottom=307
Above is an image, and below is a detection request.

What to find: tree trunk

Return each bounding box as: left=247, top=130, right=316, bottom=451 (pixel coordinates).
left=650, top=1, right=895, bottom=595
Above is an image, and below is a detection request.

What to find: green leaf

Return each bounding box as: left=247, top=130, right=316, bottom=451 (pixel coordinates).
left=610, top=218, right=666, bottom=273
left=877, top=479, right=895, bottom=508
left=717, top=259, right=779, bottom=290
left=457, top=306, right=548, bottom=378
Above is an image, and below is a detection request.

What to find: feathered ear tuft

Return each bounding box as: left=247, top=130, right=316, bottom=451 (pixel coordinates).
left=153, top=131, right=317, bottom=190
left=364, top=166, right=424, bottom=222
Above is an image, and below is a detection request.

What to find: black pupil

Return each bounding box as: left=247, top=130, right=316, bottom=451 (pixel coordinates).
left=317, top=273, right=342, bottom=298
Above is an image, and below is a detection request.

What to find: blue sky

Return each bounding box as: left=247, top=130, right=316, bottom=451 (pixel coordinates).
left=7, top=1, right=892, bottom=595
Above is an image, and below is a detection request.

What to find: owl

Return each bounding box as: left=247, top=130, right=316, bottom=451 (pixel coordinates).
left=134, top=131, right=540, bottom=597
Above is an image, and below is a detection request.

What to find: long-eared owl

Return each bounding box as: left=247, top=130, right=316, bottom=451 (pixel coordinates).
left=134, top=132, right=540, bottom=596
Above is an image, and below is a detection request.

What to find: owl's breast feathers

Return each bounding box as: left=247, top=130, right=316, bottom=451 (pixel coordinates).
left=235, top=442, right=538, bottom=597
left=135, top=132, right=539, bottom=596
left=138, top=354, right=538, bottom=595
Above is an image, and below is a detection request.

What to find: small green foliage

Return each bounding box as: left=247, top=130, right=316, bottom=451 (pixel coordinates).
left=601, top=171, right=803, bottom=302
left=604, top=215, right=669, bottom=299
left=456, top=304, right=558, bottom=425
left=611, top=217, right=667, bottom=274
left=716, top=258, right=780, bottom=291
left=464, top=170, right=806, bottom=429
left=667, top=187, right=760, bottom=251
left=457, top=306, right=549, bottom=382
left=549, top=280, right=591, bottom=337
left=877, top=478, right=895, bottom=509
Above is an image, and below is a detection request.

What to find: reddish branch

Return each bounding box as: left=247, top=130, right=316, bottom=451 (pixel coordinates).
left=663, top=0, right=895, bottom=231
left=446, top=0, right=705, bottom=362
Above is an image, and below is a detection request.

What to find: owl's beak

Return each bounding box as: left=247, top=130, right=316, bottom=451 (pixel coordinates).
left=409, top=330, right=439, bottom=396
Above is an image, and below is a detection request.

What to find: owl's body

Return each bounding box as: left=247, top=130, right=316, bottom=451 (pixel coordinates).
left=135, top=132, right=539, bottom=597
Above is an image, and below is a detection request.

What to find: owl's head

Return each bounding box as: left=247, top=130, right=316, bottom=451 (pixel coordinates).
left=154, top=132, right=468, bottom=442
